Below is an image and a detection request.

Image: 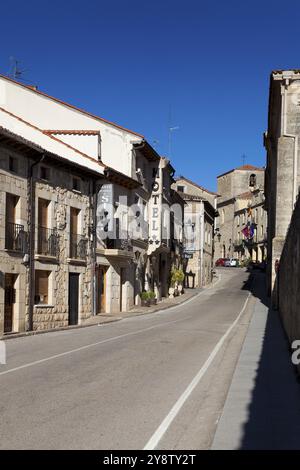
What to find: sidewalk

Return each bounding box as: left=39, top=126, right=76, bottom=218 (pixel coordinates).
left=211, top=273, right=300, bottom=449
left=2, top=283, right=205, bottom=340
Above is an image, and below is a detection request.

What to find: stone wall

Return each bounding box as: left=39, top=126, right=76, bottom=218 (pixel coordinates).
left=0, top=146, right=29, bottom=336
left=277, top=193, right=300, bottom=372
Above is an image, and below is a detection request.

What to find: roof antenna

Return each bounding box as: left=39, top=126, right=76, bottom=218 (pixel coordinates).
left=168, top=105, right=179, bottom=158
left=8, top=57, right=27, bottom=81
left=241, top=154, right=246, bottom=166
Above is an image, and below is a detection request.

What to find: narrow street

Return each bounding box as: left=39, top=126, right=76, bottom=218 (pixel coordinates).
left=0, top=268, right=258, bottom=450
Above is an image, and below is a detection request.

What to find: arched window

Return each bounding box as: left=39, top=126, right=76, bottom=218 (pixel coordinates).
left=249, top=174, right=256, bottom=187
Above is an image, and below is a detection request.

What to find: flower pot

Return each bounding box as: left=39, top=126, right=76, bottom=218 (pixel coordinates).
left=169, top=287, right=175, bottom=298
left=141, top=299, right=150, bottom=307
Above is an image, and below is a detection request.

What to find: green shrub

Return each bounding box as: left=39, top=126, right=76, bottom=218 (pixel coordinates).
left=141, top=291, right=149, bottom=301
left=148, top=290, right=156, bottom=300
left=170, top=267, right=185, bottom=286
left=141, top=290, right=156, bottom=301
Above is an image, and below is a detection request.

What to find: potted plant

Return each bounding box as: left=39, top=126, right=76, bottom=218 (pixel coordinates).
left=148, top=290, right=157, bottom=305
left=176, top=268, right=185, bottom=295
left=141, top=291, right=150, bottom=307
left=169, top=267, right=184, bottom=297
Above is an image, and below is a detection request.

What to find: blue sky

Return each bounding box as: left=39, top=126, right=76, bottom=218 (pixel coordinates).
left=1, top=0, right=300, bottom=190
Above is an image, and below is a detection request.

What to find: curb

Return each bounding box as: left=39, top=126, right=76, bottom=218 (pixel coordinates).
left=2, top=275, right=221, bottom=341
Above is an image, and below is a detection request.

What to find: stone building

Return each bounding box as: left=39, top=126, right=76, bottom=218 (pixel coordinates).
left=215, top=165, right=265, bottom=261
left=0, top=108, right=105, bottom=334
left=264, top=69, right=300, bottom=301
left=232, top=189, right=267, bottom=262
left=0, top=74, right=184, bottom=334
left=173, top=177, right=217, bottom=286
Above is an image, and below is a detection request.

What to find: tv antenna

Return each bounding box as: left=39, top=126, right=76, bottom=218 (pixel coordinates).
left=241, top=154, right=247, bottom=166
left=8, top=57, right=28, bottom=81
left=167, top=105, right=179, bottom=158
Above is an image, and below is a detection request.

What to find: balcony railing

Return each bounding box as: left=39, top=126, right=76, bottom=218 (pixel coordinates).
left=70, top=234, right=88, bottom=259
left=105, top=237, right=133, bottom=251
left=5, top=222, right=27, bottom=252
left=37, top=226, right=59, bottom=257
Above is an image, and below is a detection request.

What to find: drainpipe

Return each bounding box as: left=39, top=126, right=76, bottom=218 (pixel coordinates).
left=90, top=179, right=97, bottom=316
left=27, top=154, right=45, bottom=331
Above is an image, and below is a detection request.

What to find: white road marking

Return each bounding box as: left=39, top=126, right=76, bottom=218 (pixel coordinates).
left=0, top=275, right=224, bottom=377
left=143, top=291, right=251, bottom=450
left=0, top=318, right=183, bottom=377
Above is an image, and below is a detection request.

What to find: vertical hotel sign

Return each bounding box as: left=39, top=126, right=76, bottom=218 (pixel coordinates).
left=148, top=163, right=162, bottom=254
left=97, top=183, right=114, bottom=241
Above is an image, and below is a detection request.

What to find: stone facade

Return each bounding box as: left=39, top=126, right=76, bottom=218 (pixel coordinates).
left=0, top=134, right=96, bottom=335
left=215, top=165, right=265, bottom=261
left=264, top=70, right=300, bottom=302
left=232, top=190, right=267, bottom=262
left=276, top=193, right=300, bottom=374
left=173, top=177, right=217, bottom=287
left=0, top=74, right=185, bottom=335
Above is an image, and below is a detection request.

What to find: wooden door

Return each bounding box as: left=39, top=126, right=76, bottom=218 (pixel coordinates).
left=4, top=274, right=17, bottom=333
left=120, top=268, right=125, bottom=312
left=97, top=267, right=106, bottom=313
left=69, top=273, right=79, bottom=325
left=38, top=198, right=48, bottom=228
left=6, top=194, right=17, bottom=224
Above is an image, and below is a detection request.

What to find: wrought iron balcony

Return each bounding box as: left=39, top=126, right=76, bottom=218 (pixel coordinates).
left=37, top=226, right=59, bottom=257
left=5, top=222, right=27, bottom=252
left=70, top=234, right=88, bottom=259
left=105, top=237, right=133, bottom=251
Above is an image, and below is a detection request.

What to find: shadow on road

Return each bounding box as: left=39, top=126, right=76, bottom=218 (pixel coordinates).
left=238, top=270, right=300, bottom=449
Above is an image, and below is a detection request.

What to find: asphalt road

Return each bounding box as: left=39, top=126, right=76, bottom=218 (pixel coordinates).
left=0, top=268, right=254, bottom=450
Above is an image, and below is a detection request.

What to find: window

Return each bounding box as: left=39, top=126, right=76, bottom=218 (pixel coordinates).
left=221, top=209, right=225, bottom=224
left=9, top=156, right=18, bottom=173
left=249, top=174, right=256, bottom=187
left=72, top=177, right=81, bottom=192
left=40, top=166, right=50, bottom=181
left=177, top=185, right=185, bottom=193
left=34, top=270, right=50, bottom=304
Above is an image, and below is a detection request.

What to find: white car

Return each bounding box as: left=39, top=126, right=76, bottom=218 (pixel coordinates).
left=225, top=258, right=238, bottom=267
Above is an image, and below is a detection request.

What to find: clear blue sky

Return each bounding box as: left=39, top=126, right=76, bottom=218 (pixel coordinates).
left=1, top=0, right=300, bottom=191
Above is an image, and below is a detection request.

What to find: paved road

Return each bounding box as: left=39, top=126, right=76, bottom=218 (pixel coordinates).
left=0, top=268, right=254, bottom=450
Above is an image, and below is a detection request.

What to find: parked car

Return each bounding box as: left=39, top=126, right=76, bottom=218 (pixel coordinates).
left=225, top=258, right=239, bottom=267
left=215, top=258, right=226, bottom=267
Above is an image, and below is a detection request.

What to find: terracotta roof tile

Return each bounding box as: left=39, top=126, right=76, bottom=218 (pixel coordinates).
left=44, top=130, right=100, bottom=136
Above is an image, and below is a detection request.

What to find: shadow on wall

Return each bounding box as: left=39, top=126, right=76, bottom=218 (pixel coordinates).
left=238, top=272, right=300, bottom=449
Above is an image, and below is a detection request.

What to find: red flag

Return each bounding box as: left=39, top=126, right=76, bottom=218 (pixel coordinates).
left=242, top=225, right=249, bottom=238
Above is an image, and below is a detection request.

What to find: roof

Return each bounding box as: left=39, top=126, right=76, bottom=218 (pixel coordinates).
left=133, top=140, right=160, bottom=162
left=44, top=130, right=100, bottom=136
left=0, top=73, right=144, bottom=138
left=0, top=107, right=106, bottom=167
left=0, top=125, right=101, bottom=177
left=176, top=176, right=218, bottom=196
left=177, top=190, right=217, bottom=214
left=235, top=191, right=253, bottom=199
left=217, top=164, right=264, bottom=178
left=272, top=69, right=300, bottom=76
